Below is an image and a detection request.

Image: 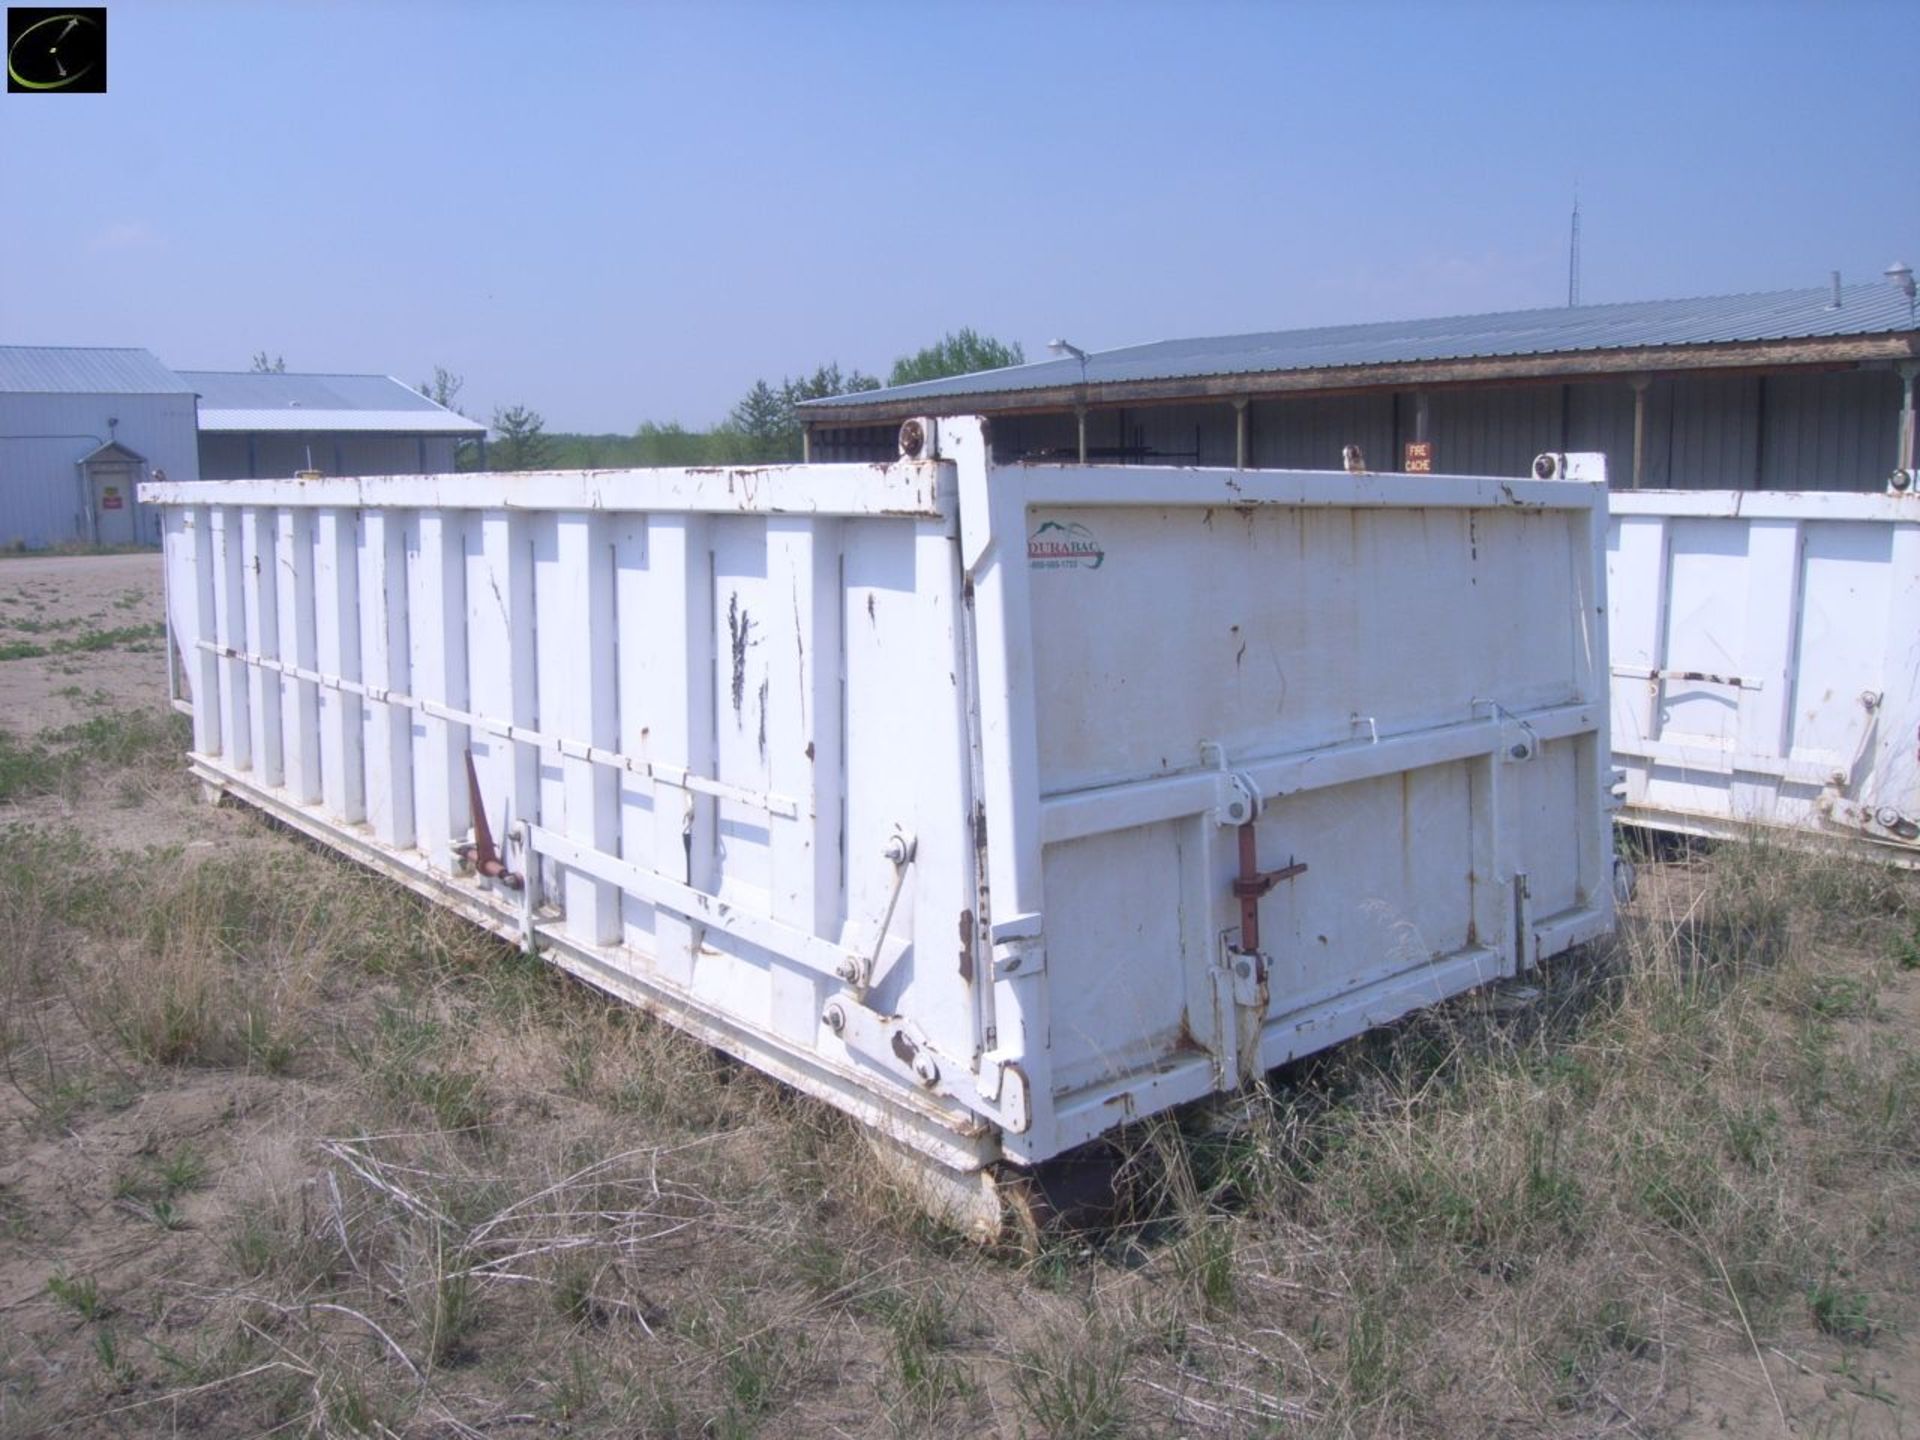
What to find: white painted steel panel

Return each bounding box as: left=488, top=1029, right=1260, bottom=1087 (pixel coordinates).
left=1607, top=489, right=1920, bottom=860
left=143, top=421, right=1613, bottom=1183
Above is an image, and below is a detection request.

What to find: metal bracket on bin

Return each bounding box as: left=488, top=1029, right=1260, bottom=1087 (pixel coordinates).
left=1201, top=740, right=1264, bottom=827
left=843, top=828, right=917, bottom=994
left=1224, top=944, right=1267, bottom=1008
left=1476, top=700, right=1539, bottom=764
left=822, top=999, right=1032, bottom=1133
left=1819, top=796, right=1920, bottom=846
left=989, top=912, right=1044, bottom=980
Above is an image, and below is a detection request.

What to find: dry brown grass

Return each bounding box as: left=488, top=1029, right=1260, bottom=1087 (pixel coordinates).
left=3, top=722, right=1918, bottom=1438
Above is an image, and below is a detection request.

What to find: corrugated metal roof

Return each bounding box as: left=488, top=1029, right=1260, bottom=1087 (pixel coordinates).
left=178, top=372, right=486, bottom=435
left=0, top=346, right=192, bottom=394
left=78, top=440, right=147, bottom=464
left=802, top=284, right=1920, bottom=411
left=195, top=408, right=487, bottom=435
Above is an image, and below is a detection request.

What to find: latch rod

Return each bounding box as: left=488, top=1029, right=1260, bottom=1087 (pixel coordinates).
left=456, top=750, right=523, bottom=889
left=1232, top=822, right=1305, bottom=954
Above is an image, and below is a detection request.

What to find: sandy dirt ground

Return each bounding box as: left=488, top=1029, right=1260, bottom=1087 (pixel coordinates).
left=0, top=552, right=169, bottom=731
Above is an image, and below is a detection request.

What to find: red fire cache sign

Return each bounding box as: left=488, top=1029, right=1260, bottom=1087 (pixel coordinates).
left=1403, top=441, right=1434, bottom=473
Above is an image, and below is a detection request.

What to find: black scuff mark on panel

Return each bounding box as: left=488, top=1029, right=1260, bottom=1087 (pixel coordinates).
left=757, top=678, right=768, bottom=759
left=791, top=574, right=806, bottom=733
left=727, top=592, right=751, bottom=723
left=958, top=909, right=975, bottom=982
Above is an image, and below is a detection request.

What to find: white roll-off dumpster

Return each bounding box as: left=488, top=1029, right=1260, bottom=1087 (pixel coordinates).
left=1606, top=484, right=1920, bottom=863
left=143, top=417, right=1615, bottom=1224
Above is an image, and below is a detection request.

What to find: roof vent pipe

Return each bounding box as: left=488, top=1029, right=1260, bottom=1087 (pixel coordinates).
left=1890, top=262, right=1918, bottom=326
left=1829, top=271, right=1842, bottom=308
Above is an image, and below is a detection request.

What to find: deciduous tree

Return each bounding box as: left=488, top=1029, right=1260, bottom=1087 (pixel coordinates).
left=888, top=329, right=1023, bottom=387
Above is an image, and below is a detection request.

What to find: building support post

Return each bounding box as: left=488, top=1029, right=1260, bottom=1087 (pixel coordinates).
left=1630, top=375, right=1651, bottom=489
left=1413, top=390, right=1430, bottom=443
left=1898, top=361, right=1917, bottom=473
left=1075, top=406, right=1087, bottom=464
left=801, top=425, right=812, bottom=464
left=1233, top=398, right=1249, bottom=469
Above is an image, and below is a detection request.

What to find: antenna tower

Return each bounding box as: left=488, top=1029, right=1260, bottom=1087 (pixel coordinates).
left=1567, top=194, right=1582, bottom=307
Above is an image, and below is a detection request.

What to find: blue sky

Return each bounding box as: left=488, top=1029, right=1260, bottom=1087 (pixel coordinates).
left=3, top=0, right=1915, bottom=431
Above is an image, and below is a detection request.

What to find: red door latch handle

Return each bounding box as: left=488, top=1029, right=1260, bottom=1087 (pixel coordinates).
left=1232, top=822, right=1305, bottom=954
left=455, top=750, right=523, bottom=890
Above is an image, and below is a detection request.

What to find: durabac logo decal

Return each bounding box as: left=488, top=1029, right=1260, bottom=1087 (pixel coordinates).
left=1028, top=519, right=1105, bottom=571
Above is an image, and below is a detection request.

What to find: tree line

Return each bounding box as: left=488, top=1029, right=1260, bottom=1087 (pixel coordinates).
left=420, top=328, right=1023, bottom=472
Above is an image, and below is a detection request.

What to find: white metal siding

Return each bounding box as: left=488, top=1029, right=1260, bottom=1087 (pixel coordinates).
left=0, top=391, right=199, bottom=547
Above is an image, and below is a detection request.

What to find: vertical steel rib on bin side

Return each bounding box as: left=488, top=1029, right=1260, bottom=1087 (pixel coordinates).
left=240, top=506, right=284, bottom=789
left=948, top=417, right=1055, bottom=1163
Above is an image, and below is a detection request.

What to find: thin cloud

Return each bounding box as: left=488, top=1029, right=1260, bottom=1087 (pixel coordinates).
left=87, top=220, right=161, bottom=254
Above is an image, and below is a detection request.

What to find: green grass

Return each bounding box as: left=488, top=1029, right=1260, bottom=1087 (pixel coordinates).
left=0, top=707, right=185, bottom=801
left=1891, top=922, right=1920, bottom=972
left=1012, top=1324, right=1130, bottom=1440
left=1809, top=1277, right=1884, bottom=1344
left=343, top=998, right=496, bottom=1135
left=44, top=1271, right=108, bottom=1322
left=0, top=621, right=163, bottom=662
left=141, top=1198, right=188, bottom=1231
left=111, top=1145, right=209, bottom=1207
left=0, top=614, right=82, bottom=636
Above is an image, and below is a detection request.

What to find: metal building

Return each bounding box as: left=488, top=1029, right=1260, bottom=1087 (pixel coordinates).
left=181, top=371, right=486, bottom=479
left=0, top=346, right=201, bottom=548
left=801, top=283, right=1920, bottom=491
